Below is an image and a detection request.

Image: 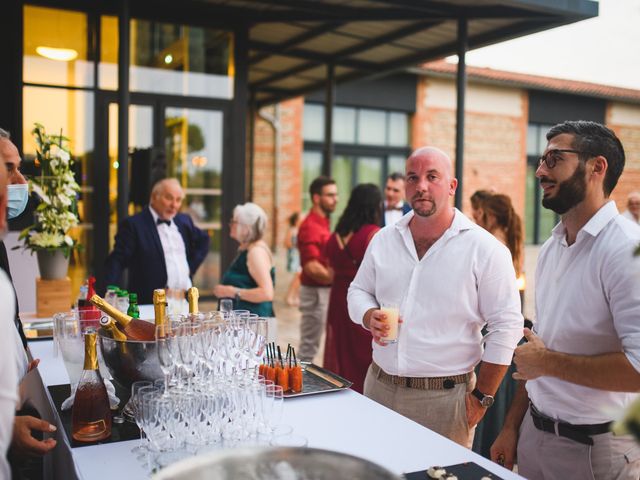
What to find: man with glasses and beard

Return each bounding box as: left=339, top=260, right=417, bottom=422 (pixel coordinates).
left=348, top=147, right=522, bottom=447
left=297, top=176, right=338, bottom=362
left=491, top=121, right=640, bottom=479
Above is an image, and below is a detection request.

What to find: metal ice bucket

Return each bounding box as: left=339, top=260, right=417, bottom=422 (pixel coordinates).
left=152, top=447, right=402, bottom=480
left=97, top=329, right=163, bottom=403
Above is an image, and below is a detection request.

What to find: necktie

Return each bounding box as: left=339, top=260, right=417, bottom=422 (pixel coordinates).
left=157, top=218, right=171, bottom=227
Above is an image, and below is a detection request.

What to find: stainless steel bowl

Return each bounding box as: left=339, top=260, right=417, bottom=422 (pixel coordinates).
left=152, top=447, right=402, bottom=480
left=98, top=329, right=163, bottom=399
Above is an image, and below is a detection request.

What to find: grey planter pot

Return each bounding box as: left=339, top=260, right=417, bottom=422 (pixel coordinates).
left=37, top=249, right=69, bottom=280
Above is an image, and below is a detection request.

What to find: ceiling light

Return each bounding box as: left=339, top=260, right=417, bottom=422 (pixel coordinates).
left=36, top=46, right=78, bottom=62
left=164, top=54, right=173, bottom=64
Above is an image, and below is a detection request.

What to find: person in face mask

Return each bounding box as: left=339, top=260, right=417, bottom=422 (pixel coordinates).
left=0, top=128, right=28, bottom=346
left=0, top=128, right=58, bottom=476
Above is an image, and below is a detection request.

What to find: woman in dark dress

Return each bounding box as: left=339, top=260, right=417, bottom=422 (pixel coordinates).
left=323, top=183, right=382, bottom=393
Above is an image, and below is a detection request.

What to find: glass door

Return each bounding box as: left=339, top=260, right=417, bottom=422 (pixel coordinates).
left=95, top=93, right=226, bottom=297
left=164, top=106, right=223, bottom=290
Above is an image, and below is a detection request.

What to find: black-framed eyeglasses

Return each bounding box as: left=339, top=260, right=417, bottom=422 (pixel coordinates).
left=538, top=149, right=593, bottom=169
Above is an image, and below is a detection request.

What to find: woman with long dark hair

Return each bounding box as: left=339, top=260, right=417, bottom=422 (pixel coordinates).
left=323, top=183, right=382, bottom=393
left=470, top=190, right=524, bottom=459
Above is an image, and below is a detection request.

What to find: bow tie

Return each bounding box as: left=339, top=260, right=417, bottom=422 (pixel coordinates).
left=157, top=218, right=171, bottom=227
left=386, top=206, right=403, bottom=211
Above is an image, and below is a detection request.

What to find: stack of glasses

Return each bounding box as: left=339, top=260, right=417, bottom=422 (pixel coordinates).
left=128, top=310, right=299, bottom=470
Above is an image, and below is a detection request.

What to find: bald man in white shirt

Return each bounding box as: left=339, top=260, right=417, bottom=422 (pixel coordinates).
left=491, top=121, right=640, bottom=479
left=348, top=147, right=523, bottom=447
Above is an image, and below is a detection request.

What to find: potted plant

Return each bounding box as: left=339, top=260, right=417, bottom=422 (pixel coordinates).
left=18, top=123, right=81, bottom=280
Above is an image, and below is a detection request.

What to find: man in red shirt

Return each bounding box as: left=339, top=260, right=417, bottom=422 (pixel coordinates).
left=298, top=176, right=338, bottom=362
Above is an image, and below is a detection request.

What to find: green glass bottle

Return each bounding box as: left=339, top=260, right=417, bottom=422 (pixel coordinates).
left=127, top=293, right=140, bottom=319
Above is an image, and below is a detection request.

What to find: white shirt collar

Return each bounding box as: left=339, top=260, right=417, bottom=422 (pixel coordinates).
left=395, top=207, right=476, bottom=234
left=551, top=200, right=619, bottom=243
left=149, top=206, right=173, bottom=226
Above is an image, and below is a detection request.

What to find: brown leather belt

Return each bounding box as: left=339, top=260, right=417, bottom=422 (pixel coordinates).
left=371, top=361, right=472, bottom=390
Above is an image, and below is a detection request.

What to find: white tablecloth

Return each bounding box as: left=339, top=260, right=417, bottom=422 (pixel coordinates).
left=28, top=340, right=522, bottom=480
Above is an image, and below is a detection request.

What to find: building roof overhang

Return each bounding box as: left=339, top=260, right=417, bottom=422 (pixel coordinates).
left=128, top=0, right=598, bottom=106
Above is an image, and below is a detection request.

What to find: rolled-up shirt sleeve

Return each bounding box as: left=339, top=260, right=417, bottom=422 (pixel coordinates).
left=348, top=236, right=379, bottom=326
left=477, top=243, right=523, bottom=365
left=607, top=245, right=640, bottom=373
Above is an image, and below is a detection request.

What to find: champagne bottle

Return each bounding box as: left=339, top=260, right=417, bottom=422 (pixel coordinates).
left=153, top=289, right=167, bottom=337
left=99, top=317, right=127, bottom=341
left=90, top=294, right=155, bottom=341
left=72, top=332, right=112, bottom=442
left=187, top=287, right=199, bottom=314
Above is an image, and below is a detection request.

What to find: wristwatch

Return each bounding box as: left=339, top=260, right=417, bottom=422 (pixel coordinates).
left=471, top=388, right=495, bottom=408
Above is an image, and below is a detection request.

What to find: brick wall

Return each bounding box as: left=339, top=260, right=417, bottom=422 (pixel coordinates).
left=416, top=77, right=528, bottom=223
left=251, top=78, right=640, bottom=250
left=251, top=98, right=304, bottom=250
left=607, top=102, right=640, bottom=212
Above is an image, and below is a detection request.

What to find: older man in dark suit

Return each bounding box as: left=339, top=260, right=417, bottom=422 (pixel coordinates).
left=105, top=178, right=209, bottom=304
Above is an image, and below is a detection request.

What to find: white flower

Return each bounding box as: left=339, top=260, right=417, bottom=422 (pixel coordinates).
left=50, top=145, right=70, bottom=164
left=29, top=232, right=64, bottom=248
left=64, top=235, right=74, bottom=246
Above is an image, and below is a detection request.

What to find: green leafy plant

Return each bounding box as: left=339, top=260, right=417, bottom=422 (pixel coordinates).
left=17, top=123, right=81, bottom=257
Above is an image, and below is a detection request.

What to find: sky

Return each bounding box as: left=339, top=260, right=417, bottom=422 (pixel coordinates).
left=450, top=0, right=640, bottom=90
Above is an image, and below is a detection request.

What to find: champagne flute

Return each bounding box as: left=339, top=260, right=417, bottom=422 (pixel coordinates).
left=155, top=325, right=174, bottom=396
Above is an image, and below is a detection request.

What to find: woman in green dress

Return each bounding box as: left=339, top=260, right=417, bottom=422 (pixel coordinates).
left=213, top=202, right=275, bottom=317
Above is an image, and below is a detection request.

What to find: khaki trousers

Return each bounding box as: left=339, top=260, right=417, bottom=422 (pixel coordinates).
left=363, top=364, right=476, bottom=448
left=298, top=285, right=330, bottom=363
left=518, top=407, right=640, bottom=480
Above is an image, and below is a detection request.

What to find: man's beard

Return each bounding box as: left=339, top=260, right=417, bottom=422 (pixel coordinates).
left=541, top=163, right=587, bottom=215
left=411, top=194, right=437, bottom=217
left=320, top=202, right=335, bottom=216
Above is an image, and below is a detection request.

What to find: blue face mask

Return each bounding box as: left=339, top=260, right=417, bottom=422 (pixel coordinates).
left=7, top=184, right=29, bottom=219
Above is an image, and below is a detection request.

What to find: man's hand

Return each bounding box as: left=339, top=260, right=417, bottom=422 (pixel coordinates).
left=513, top=328, right=549, bottom=381
left=27, top=358, right=40, bottom=373
left=490, top=426, right=518, bottom=470
left=465, top=393, right=487, bottom=428
left=363, top=309, right=402, bottom=346
left=11, top=416, right=57, bottom=457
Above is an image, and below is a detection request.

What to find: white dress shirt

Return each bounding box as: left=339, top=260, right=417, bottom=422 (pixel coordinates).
left=149, top=207, right=192, bottom=290
left=384, top=201, right=405, bottom=227
left=348, top=209, right=523, bottom=377
left=0, top=270, right=19, bottom=480
left=527, top=201, right=640, bottom=424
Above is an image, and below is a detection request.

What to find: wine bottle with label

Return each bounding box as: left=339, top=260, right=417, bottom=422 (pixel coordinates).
left=72, top=332, right=112, bottom=442
left=90, top=294, right=155, bottom=341
left=187, top=287, right=199, bottom=315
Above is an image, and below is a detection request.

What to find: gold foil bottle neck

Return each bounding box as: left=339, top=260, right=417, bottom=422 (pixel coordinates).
left=99, top=317, right=127, bottom=341
left=153, top=289, right=167, bottom=337
left=90, top=294, right=133, bottom=327
left=187, top=287, right=199, bottom=314
left=83, top=332, right=99, bottom=370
